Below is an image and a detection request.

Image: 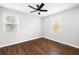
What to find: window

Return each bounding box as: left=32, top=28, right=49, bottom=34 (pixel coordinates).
left=3, top=13, right=19, bottom=32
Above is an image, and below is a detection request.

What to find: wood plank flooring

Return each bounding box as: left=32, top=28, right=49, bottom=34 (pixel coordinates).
left=0, top=37, right=79, bottom=55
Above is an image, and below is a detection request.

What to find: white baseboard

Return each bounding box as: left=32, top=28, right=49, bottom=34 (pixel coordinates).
left=43, top=36, right=79, bottom=49
left=0, top=36, right=41, bottom=48
left=1, top=36, right=79, bottom=49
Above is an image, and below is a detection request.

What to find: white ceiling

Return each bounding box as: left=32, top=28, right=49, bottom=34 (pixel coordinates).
left=0, top=3, right=79, bottom=17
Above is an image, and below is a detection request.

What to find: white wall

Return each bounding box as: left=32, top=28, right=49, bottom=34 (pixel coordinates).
left=43, top=6, right=79, bottom=48
left=0, top=7, right=42, bottom=48
left=1, top=6, right=79, bottom=48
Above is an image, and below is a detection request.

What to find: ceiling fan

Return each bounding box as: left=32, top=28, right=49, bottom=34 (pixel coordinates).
left=28, top=3, right=48, bottom=15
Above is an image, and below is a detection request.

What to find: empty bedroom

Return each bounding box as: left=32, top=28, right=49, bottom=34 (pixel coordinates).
left=0, top=3, right=79, bottom=55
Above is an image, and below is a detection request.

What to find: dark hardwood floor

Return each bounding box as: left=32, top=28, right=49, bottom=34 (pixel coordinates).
left=0, top=37, right=79, bottom=55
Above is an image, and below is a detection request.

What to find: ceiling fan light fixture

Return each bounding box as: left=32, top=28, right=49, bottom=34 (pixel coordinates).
left=38, top=12, right=40, bottom=15
left=28, top=3, right=48, bottom=15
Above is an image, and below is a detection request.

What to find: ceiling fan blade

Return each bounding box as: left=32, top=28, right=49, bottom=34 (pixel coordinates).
left=40, top=10, right=48, bottom=12
left=30, top=11, right=36, bottom=13
left=37, top=3, right=44, bottom=10
left=28, top=5, right=36, bottom=10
